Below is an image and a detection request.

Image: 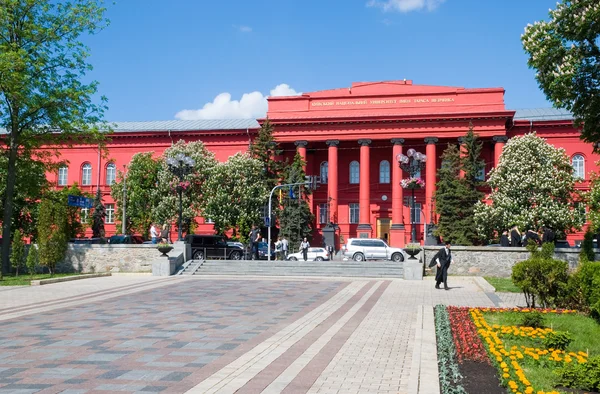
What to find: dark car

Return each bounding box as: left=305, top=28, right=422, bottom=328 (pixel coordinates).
left=186, top=235, right=244, bottom=260
left=257, top=242, right=276, bottom=260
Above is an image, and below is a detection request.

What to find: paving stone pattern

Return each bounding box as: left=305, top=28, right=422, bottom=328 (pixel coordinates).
left=0, top=279, right=342, bottom=393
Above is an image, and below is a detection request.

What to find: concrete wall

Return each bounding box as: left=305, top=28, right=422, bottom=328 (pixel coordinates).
left=423, top=246, right=600, bottom=278
left=58, top=244, right=161, bottom=273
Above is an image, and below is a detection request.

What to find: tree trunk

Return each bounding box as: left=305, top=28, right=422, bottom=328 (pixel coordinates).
left=1, top=137, right=19, bottom=278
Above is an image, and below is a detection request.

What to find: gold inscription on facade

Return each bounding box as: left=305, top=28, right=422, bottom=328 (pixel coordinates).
left=310, top=97, right=455, bottom=107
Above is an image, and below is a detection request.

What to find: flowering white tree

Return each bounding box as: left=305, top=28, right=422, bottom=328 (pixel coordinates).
left=152, top=140, right=217, bottom=233
left=522, top=1, right=600, bottom=145
left=474, top=133, right=584, bottom=240
left=202, top=153, right=268, bottom=238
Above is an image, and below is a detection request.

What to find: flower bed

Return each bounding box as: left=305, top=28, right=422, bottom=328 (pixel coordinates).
left=437, top=305, right=597, bottom=394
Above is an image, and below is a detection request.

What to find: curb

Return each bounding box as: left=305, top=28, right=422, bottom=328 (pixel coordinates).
left=30, top=273, right=112, bottom=286
left=473, top=276, right=496, bottom=293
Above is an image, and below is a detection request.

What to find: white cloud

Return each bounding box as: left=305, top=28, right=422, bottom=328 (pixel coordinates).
left=367, top=0, right=445, bottom=12
left=233, top=25, right=253, bottom=33
left=175, top=84, right=301, bottom=120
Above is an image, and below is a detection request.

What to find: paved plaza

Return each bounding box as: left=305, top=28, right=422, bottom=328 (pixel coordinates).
left=0, top=275, right=524, bottom=394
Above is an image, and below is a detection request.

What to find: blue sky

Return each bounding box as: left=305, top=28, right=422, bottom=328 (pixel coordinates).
left=84, top=0, right=560, bottom=122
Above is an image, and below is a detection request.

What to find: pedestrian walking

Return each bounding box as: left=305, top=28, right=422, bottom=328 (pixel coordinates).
left=160, top=223, right=170, bottom=243
left=428, top=241, right=454, bottom=290
left=275, top=237, right=283, bottom=260
left=150, top=223, right=158, bottom=244
left=300, top=237, right=310, bottom=262
left=281, top=236, right=289, bottom=260
left=249, top=225, right=260, bottom=260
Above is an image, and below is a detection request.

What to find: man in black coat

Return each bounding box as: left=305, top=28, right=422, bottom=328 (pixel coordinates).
left=500, top=230, right=510, bottom=247
left=541, top=227, right=555, bottom=244
left=429, top=241, right=453, bottom=290
left=523, top=229, right=541, bottom=247
left=510, top=225, right=522, bottom=247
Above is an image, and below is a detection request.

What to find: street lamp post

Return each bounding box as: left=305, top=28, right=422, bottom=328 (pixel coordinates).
left=397, top=148, right=427, bottom=244
left=166, top=153, right=195, bottom=242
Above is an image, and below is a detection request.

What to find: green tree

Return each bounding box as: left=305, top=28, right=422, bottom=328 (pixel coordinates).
left=153, top=140, right=218, bottom=235
left=26, top=243, right=38, bottom=278
left=10, top=229, right=25, bottom=276
left=250, top=119, right=285, bottom=192
left=203, top=153, right=269, bottom=237
left=37, top=194, right=69, bottom=275
left=91, top=188, right=105, bottom=239
left=586, top=169, right=600, bottom=234
left=474, top=133, right=585, bottom=240
left=0, top=155, right=49, bottom=239
left=58, top=184, right=91, bottom=239
left=279, top=153, right=314, bottom=248
left=111, top=152, right=161, bottom=238
left=522, top=1, right=600, bottom=146
left=0, top=0, right=110, bottom=277
left=434, top=144, right=474, bottom=245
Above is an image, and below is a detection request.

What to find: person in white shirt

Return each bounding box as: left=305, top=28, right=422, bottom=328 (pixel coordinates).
left=150, top=224, right=158, bottom=244
left=300, top=238, right=310, bottom=261
left=281, top=236, right=289, bottom=260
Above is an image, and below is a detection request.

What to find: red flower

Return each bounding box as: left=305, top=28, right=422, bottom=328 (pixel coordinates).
left=447, top=306, right=490, bottom=364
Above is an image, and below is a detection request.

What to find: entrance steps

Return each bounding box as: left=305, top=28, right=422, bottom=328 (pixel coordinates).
left=177, top=260, right=203, bottom=275
left=185, top=260, right=404, bottom=278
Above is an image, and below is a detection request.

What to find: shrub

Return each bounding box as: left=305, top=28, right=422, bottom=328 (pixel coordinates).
left=542, top=331, right=572, bottom=350
left=26, top=245, right=38, bottom=278
left=10, top=229, right=25, bottom=276
left=556, top=355, right=600, bottom=391
left=565, top=261, right=600, bottom=320
left=511, top=242, right=570, bottom=308
left=520, top=310, right=546, bottom=328
left=580, top=229, right=595, bottom=263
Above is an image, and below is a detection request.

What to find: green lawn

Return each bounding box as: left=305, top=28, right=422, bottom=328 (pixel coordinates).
left=483, top=311, right=600, bottom=392
left=484, top=276, right=522, bottom=293
left=0, top=273, right=80, bottom=286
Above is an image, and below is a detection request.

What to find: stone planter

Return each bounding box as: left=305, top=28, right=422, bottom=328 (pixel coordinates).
left=157, top=246, right=173, bottom=256
left=405, top=248, right=421, bottom=260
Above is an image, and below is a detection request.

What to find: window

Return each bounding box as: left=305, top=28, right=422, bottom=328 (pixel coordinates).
left=58, top=166, right=68, bottom=186
left=205, top=218, right=214, bottom=224
left=476, top=168, right=485, bottom=181
left=320, top=162, right=328, bottom=184
left=575, top=202, right=587, bottom=221
left=80, top=207, right=89, bottom=222
left=411, top=158, right=421, bottom=179
left=349, top=161, right=359, bottom=184
left=379, top=160, right=390, bottom=183
left=572, top=154, right=585, bottom=179
left=349, top=203, right=359, bottom=224
left=404, top=197, right=422, bottom=224
left=106, top=163, right=116, bottom=185
left=82, top=163, right=92, bottom=186
left=319, top=203, right=329, bottom=224
left=105, top=203, right=115, bottom=224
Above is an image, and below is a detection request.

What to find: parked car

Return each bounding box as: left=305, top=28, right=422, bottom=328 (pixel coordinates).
left=227, top=241, right=244, bottom=249
left=287, top=247, right=330, bottom=261
left=185, top=235, right=244, bottom=260
left=342, top=238, right=405, bottom=262
left=257, top=241, right=276, bottom=260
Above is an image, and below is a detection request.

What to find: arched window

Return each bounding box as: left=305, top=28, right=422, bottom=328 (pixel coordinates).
left=320, top=161, right=328, bottom=184
left=572, top=154, right=585, bottom=179
left=106, top=163, right=116, bottom=185
left=349, top=161, right=359, bottom=184
left=379, top=160, right=390, bottom=183
left=81, top=163, right=92, bottom=186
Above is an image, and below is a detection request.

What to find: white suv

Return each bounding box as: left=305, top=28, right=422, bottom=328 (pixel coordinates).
left=342, top=238, right=405, bottom=262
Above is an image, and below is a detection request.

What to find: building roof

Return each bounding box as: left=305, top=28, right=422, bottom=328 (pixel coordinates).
left=513, top=108, right=573, bottom=121
left=111, top=119, right=260, bottom=132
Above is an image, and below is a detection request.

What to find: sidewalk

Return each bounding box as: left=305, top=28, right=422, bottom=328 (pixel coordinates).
left=0, top=275, right=519, bottom=394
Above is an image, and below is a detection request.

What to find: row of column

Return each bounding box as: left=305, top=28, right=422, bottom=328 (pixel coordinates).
left=295, top=136, right=508, bottom=243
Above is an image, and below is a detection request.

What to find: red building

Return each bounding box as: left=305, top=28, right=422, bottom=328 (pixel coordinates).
left=50, top=80, right=597, bottom=246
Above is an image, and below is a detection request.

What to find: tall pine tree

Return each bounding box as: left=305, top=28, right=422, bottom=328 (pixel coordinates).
left=434, top=124, right=485, bottom=245
left=250, top=119, right=285, bottom=193
left=279, top=153, right=314, bottom=250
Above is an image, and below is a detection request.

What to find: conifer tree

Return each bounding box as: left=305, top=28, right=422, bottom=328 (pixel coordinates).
left=279, top=154, right=314, bottom=249
left=26, top=244, right=38, bottom=278
left=37, top=194, right=68, bottom=276
left=92, top=188, right=105, bottom=239
left=10, top=229, right=25, bottom=276
left=250, top=119, right=285, bottom=192
left=434, top=144, right=474, bottom=245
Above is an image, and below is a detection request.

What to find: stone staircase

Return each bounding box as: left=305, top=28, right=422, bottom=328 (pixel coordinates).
left=180, top=260, right=404, bottom=278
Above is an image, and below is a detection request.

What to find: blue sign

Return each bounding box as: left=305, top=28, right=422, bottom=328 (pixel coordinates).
left=67, top=195, right=94, bottom=208
left=264, top=217, right=270, bottom=227
left=289, top=187, right=296, bottom=200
